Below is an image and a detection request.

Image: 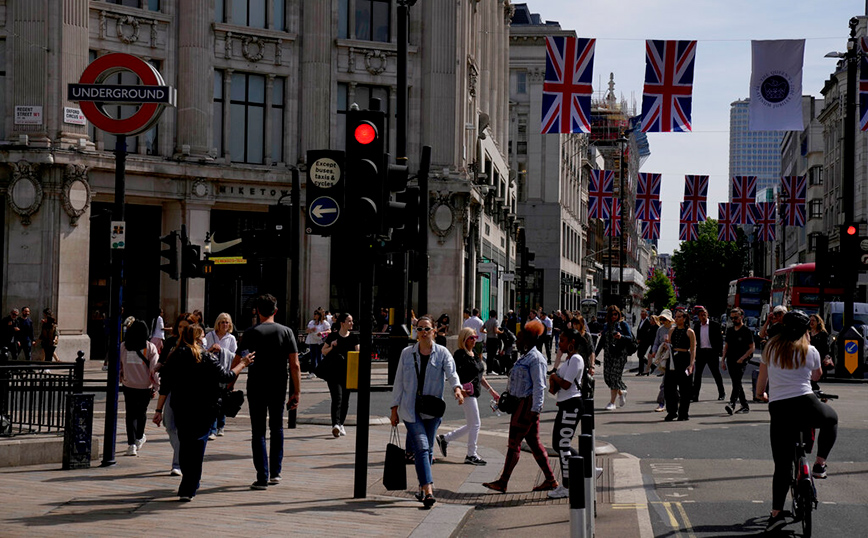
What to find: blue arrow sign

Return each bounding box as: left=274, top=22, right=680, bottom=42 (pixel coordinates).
left=845, top=341, right=858, bottom=354
left=309, top=196, right=340, bottom=227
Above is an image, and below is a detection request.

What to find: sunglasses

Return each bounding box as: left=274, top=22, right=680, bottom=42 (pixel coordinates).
left=467, top=336, right=478, bottom=341
left=416, top=327, right=434, bottom=332
left=730, top=316, right=740, bottom=321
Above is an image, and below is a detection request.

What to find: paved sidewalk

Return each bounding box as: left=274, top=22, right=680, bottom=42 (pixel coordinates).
left=0, top=359, right=650, bottom=537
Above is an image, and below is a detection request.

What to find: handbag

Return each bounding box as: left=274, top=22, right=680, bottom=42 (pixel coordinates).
left=383, top=426, right=407, bottom=490
left=220, top=389, right=245, bottom=417
left=496, top=390, right=518, bottom=414
left=619, top=322, right=638, bottom=355
left=462, top=381, right=474, bottom=396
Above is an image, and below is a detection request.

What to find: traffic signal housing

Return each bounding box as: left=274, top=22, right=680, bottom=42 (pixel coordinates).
left=182, top=243, right=205, bottom=279
left=160, top=231, right=180, bottom=280
left=346, top=105, right=386, bottom=235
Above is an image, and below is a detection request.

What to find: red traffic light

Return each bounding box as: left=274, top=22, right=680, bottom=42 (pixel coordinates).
left=846, top=225, right=858, bottom=236
left=354, top=122, right=377, bottom=145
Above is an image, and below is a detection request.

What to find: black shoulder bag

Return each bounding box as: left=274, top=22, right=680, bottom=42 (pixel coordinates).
left=414, top=351, right=446, bottom=418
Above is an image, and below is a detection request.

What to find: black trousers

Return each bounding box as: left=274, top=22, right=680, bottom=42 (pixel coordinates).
left=693, top=348, right=725, bottom=400
left=664, top=352, right=692, bottom=419
left=725, top=358, right=748, bottom=407
left=768, top=393, right=838, bottom=510
left=327, top=380, right=351, bottom=426
left=122, top=386, right=152, bottom=445
left=551, top=397, right=584, bottom=488
left=177, top=418, right=212, bottom=498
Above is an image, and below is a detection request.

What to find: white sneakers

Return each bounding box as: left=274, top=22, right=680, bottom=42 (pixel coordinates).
left=332, top=425, right=341, bottom=438
left=339, top=425, right=347, bottom=436
left=170, top=468, right=182, bottom=476
left=125, top=444, right=137, bottom=456
left=547, top=485, right=569, bottom=499
left=618, top=392, right=627, bottom=407
left=604, top=402, right=616, bottom=411
left=216, top=428, right=225, bottom=437
left=135, top=435, right=147, bottom=450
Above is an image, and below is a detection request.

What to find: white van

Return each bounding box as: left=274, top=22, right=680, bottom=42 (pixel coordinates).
left=823, top=302, right=868, bottom=339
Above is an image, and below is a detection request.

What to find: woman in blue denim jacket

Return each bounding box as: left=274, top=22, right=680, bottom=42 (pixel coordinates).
left=390, top=315, right=463, bottom=508
left=483, top=320, right=558, bottom=493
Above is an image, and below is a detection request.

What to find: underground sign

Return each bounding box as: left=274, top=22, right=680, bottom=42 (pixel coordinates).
left=68, top=52, right=176, bottom=136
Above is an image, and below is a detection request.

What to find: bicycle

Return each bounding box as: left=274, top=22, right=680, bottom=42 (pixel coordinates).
left=788, top=391, right=838, bottom=538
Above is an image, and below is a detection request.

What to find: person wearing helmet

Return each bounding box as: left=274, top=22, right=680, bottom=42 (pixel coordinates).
left=755, top=310, right=837, bottom=533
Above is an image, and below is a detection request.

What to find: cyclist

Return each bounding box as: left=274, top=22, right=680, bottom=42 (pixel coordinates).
left=755, top=310, right=837, bottom=533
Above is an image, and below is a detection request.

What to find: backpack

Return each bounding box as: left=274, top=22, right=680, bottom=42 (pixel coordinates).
left=619, top=322, right=638, bottom=355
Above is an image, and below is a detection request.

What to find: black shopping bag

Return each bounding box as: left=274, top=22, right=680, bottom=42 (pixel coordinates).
left=383, top=426, right=407, bottom=491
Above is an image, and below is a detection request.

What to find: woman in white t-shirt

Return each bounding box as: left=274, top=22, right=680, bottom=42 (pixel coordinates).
left=546, top=328, right=592, bottom=499
left=755, top=310, right=837, bottom=534
left=305, top=310, right=331, bottom=378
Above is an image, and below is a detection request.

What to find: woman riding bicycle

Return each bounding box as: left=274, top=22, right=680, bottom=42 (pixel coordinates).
left=755, top=310, right=837, bottom=533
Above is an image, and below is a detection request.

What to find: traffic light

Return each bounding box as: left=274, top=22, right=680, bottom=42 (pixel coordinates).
left=390, top=186, right=420, bottom=249
left=346, top=103, right=386, bottom=235
left=841, top=222, right=860, bottom=260
left=159, top=231, right=180, bottom=280
left=305, top=149, right=345, bottom=236
left=269, top=202, right=293, bottom=258
left=182, top=243, right=203, bottom=279
left=525, top=249, right=536, bottom=270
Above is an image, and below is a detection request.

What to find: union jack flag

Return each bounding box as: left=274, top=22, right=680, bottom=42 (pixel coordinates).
left=780, top=175, right=807, bottom=227
left=588, top=169, right=614, bottom=219
left=641, top=219, right=660, bottom=240
left=605, top=198, right=621, bottom=237
left=640, top=40, right=697, bottom=133
left=647, top=266, right=655, bottom=280
left=541, top=37, right=596, bottom=134
left=753, top=202, right=777, bottom=241
left=718, top=202, right=737, bottom=242
left=731, top=176, right=757, bottom=225
left=679, top=202, right=699, bottom=241
left=673, top=285, right=680, bottom=298
left=635, top=173, right=662, bottom=221
left=861, top=37, right=868, bottom=131
left=682, top=175, right=708, bottom=222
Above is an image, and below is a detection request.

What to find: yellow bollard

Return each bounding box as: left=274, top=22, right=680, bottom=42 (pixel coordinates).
left=346, top=350, right=359, bottom=389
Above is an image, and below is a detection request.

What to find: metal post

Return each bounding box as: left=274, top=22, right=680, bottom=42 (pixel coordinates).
left=579, top=433, right=595, bottom=538
left=843, top=18, right=858, bottom=331
left=102, top=134, right=126, bottom=467
left=74, top=351, right=85, bottom=394
left=180, top=224, right=188, bottom=314
left=353, top=235, right=374, bottom=498
left=569, top=456, right=587, bottom=538
left=290, top=168, right=301, bottom=331
left=418, top=146, right=431, bottom=316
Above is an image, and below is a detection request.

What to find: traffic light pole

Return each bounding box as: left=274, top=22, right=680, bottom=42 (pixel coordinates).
left=353, top=234, right=375, bottom=499
left=102, top=135, right=126, bottom=467
left=180, top=224, right=189, bottom=314
left=418, top=146, right=431, bottom=316
left=290, top=168, right=300, bottom=330
left=843, top=18, right=858, bottom=331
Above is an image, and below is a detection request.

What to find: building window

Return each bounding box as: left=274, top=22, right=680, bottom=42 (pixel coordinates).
left=213, top=70, right=224, bottom=156
left=219, top=1, right=285, bottom=30
left=271, top=77, right=285, bottom=163
left=355, top=0, right=390, bottom=42
left=229, top=72, right=266, bottom=164
left=106, top=0, right=160, bottom=9
left=809, top=199, right=822, bottom=219
left=338, top=0, right=350, bottom=38
left=808, top=166, right=823, bottom=186
left=337, top=83, right=390, bottom=150
left=516, top=71, right=527, bottom=94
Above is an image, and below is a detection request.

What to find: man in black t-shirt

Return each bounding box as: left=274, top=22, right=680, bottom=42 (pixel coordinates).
left=234, top=294, right=300, bottom=490
left=721, top=308, right=755, bottom=415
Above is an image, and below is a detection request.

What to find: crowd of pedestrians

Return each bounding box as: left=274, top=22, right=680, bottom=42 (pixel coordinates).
left=1, top=306, right=57, bottom=361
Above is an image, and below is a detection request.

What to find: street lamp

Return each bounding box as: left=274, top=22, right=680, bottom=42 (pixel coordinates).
left=616, top=133, right=630, bottom=310
left=824, top=16, right=859, bottom=331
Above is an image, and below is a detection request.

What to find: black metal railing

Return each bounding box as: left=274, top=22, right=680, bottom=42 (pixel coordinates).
left=0, top=351, right=85, bottom=436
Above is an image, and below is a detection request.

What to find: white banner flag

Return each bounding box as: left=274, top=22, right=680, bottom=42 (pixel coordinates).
left=749, top=39, right=805, bottom=131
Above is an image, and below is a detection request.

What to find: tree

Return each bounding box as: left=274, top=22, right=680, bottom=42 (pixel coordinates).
left=644, top=269, right=676, bottom=311
left=671, top=219, right=750, bottom=316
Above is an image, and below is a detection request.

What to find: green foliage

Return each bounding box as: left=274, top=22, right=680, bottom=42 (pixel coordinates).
left=644, top=269, right=676, bottom=311
left=670, top=219, right=750, bottom=316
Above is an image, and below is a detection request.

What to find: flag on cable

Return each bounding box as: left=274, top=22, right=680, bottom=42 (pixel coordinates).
left=541, top=36, right=595, bottom=134
left=780, top=176, right=806, bottom=227
left=605, top=198, right=621, bottom=237
left=749, top=39, right=805, bottom=131
left=718, top=202, right=737, bottom=242
left=646, top=265, right=655, bottom=280
left=679, top=202, right=699, bottom=241
left=635, top=173, right=662, bottom=221
left=641, top=219, right=660, bottom=240
left=730, top=176, right=757, bottom=225
left=861, top=37, right=868, bottom=131
left=588, top=169, right=614, bottom=219
left=640, top=40, right=696, bottom=133
left=753, top=202, right=777, bottom=241
left=682, top=175, right=708, bottom=222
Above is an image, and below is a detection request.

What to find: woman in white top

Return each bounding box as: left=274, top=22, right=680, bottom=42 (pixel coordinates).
left=755, top=310, right=837, bottom=533
left=546, top=328, right=590, bottom=499
left=305, top=310, right=330, bottom=378
left=205, top=312, right=237, bottom=438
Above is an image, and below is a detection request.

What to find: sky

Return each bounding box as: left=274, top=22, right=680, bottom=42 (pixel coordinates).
left=540, top=0, right=866, bottom=255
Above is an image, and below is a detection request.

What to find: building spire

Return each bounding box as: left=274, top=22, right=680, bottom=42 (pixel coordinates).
left=606, top=72, right=617, bottom=107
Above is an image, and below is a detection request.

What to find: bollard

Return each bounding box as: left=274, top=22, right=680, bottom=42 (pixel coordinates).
left=74, top=351, right=85, bottom=394
left=579, top=433, right=595, bottom=537
left=569, top=456, right=587, bottom=538
left=63, top=393, right=94, bottom=469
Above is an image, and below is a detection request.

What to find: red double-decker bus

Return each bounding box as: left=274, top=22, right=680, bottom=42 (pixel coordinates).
left=727, top=277, right=772, bottom=320
left=771, top=263, right=843, bottom=314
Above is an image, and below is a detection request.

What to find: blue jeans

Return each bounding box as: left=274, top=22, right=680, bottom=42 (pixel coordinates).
left=248, top=389, right=285, bottom=483
left=308, top=343, right=323, bottom=372
left=404, top=414, right=442, bottom=487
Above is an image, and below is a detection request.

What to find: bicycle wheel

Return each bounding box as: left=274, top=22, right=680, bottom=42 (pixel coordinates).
left=798, top=481, right=813, bottom=538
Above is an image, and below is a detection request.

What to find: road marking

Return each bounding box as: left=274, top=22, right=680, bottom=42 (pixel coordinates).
left=674, top=501, right=698, bottom=538
left=752, top=500, right=764, bottom=504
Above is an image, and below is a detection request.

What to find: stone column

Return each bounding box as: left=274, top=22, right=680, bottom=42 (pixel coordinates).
left=55, top=0, right=90, bottom=146
left=300, top=0, right=331, bottom=151
left=11, top=0, right=50, bottom=145
left=176, top=0, right=213, bottom=158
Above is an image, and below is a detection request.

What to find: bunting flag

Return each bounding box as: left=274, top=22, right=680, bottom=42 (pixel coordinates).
left=635, top=173, right=662, bottom=221
left=541, top=37, right=596, bottom=134
left=780, top=175, right=807, bottom=227
left=679, top=202, right=699, bottom=241
left=673, top=285, right=680, bottom=298
left=682, top=175, right=708, bottom=222
left=605, top=198, right=621, bottom=237
left=718, top=202, right=737, bottom=241
left=647, top=266, right=655, bottom=280
left=861, top=37, right=868, bottom=131
left=640, top=40, right=696, bottom=132
left=749, top=39, right=805, bottom=131
left=754, top=202, right=777, bottom=241
left=731, top=176, right=757, bottom=224
left=588, top=169, right=614, bottom=219
left=641, top=219, right=660, bottom=240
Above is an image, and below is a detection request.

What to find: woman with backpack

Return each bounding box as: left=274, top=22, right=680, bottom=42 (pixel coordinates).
left=119, top=320, right=160, bottom=456
left=594, top=305, right=635, bottom=410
